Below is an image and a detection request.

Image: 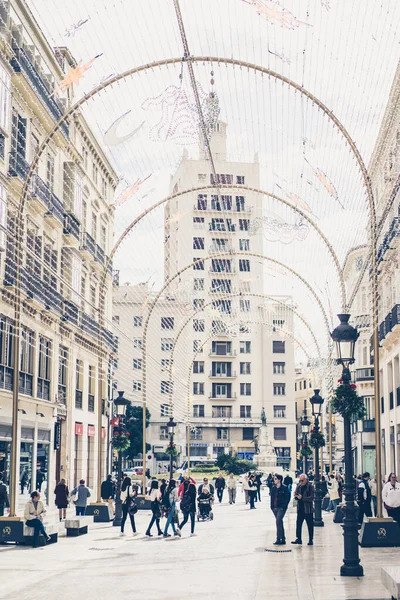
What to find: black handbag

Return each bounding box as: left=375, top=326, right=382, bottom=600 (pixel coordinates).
left=151, top=500, right=161, bottom=518
left=128, top=499, right=138, bottom=515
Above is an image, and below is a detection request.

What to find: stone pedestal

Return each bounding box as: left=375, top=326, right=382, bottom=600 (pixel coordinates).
left=359, top=517, right=400, bottom=547
left=253, top=425, right=276, bottom=471
left=86, top=502, right=113, bottom=522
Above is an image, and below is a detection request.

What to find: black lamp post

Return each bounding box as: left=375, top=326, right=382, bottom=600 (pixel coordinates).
left=310, top=389, right=324, bottom=528
left=300, top=408, right=311, bottom=474
left=331, top=314, right=363, bottom=577
left=167, top=416, right=176, bottom=478
left=113, top=391, right=130, bottom=527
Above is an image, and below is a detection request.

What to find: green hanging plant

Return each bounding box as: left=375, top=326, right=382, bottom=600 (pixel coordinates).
left=330, top=381, right=366, bottom=421
left=309, top=429, right=325, bottom=449
left=165, top=443, right=178, bottom=457
left=300, top=444, right=312, bottom=457
left=112, top=433, right=131, bottom=452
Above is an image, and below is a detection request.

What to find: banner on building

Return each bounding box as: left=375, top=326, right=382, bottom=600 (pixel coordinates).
left=75, top=422, right=83, bottom=436
left=54, top=422, right=61, bottom=450
left=88, top=425, right=95, bottom=437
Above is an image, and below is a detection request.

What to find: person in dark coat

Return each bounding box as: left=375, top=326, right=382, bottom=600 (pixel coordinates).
left=179, top=480, right=197, bottom=536
left=357, top=472, right=372, bottom=525
left=101, top=474, right=115, bottom=502
left=54, top=478, right=69, bottom=521
left=20, top=469, right=29, bottom=494
left=270, top=474, right=290, bottom=545
left=36, top=469, right=45, bottom=492
left=0, top=475, right=9, bottom=517
left=283, top=474, right=293, bottom=494
left=292, top=474, right=315, bottom=545
left=266, top=473, right=274, bottom=494
left=255, top=472, right=263, bottom=502
left=214, top=473, right=226, bottom=503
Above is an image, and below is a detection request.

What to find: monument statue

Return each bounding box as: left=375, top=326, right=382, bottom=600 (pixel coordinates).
left=261, top=407, right=266, bottom=426
left=253, top=407, right=276, bottom=470
left=253, top=435, right=260, bottom=455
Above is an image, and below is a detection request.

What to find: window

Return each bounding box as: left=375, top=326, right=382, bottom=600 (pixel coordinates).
left=217, top=428, right=229, bottom=440
left=240, top=341, right=251, bottom=354
left=161, top=359, right=170, bottom=371
left=190, top=427, right=203, bottom=440
left=273, top=319, right=285, bottom=327
left=239, top=239, right=249, bottom=251
left=239, top=259, right=250, bottom=272
left=193, top=361, right=204, bottom=374
left=193, top=404, right=205, bottom=417
left=75, top=360, right=83, bottom=409
left=100, top=225, right=107, bottom=251
left=20, top=326, right=34, bottom=396
left=193, top=216, right=205, bottom=229
left=236, top=196, right=245, bottom=211
left=240, top=299, right=251, bottom=312
left=161, top=338, right=174, bottom=351
left=161, top=317, right=174, bottom=329
left=132, top=381, right=142, bottom=392
left=193, top=319, right=205, bottom=332
left=193, top=257, right=204, bottom=270
left=240, top=383, right=251, bottom=396
left=133, top=358, right=142, bottom=370
left=161, top=381, right=173, bottom=394
left=37, top=336, right=51, bottom=401
left=0, top=64, right=11, bottom=131
left=274, top=427, right=287, bottom=440
left=193, top=237, right=204, bottom=250
left=274, top=405, right=286, bottom=418
left=212, top=341, right=231, bottom=355
left=113, top=316, right=120, bottom=325
left=160, top=404, right=169, bottom=417
left=194, top=278, right=204, bottom=291
left=211, top=195, right=221, bottom=211
left=212, top=258, right=231, bottom=273
left=193, top=382, right=204, bottom=395
left=58, top=346, right=68, bottom=404
left=236, top=175, right=245, bottom=185
left=102, top=177, right=107, bottom=199
left=273, top=362, right=285, bottom=374
left=133, top=339, right=142, bottom=349
left=93, top=163, right=98, bottom=184
left=193, top=299, right=205, bottom=310
left=239, top=219, right=249, bottom=231
left=242, top=427, right=254, bottom=441
left=273, top=341, right=285, bottom=353
left=273, top=383, right=286, bottom=396
left=240, top=362, right=251, bottom=375
left=212, top=279, right=231, bottom=293
left=212, top=362, right=232, bottom=376
left=198, top=173, right=207, bottom=182
left=92, top=213, right=97, bottom=241
left=211, top=218, right=225, bottom=231
left=240, top=405, right=251, bottom=418
left=210, top=174, right=233, bottom=185
left=212, top=383, right=232, bottom=398
left=193, top=340, right=203, bottom=353
left=212, top=406, right=232, bottom=418
left=160, top=426, right=168, bottom=440
left=46, top=154, right=55, bottom=192
left=82, top=147, right=88, bottom=170
left=133, top=316, right=143, bottom=327
left=197, top=194, right=207, bottom=210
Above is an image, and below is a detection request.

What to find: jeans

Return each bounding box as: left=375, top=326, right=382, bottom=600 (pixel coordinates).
left=249, top=491, right=257, bottom=508
left=121, top=502, right=136, bottom=533
left=372, top=495, right=377, bottom=517
left=0, top=505, right=4, bottom=517
left=76, top=506, right=86, bottom=516
left=146, top=513, right=162, bottom=535
left=327, top=498, right=339, bottom=512
left=179, top=511, right=195, bottom=534
left=26, top=518, right=47, bottom=546
left=296, top=507, right=313, bottom=542
left=358, top=500, right=372, bottom=525
left=387, top=506, right=400, bottom=526
left=216, top=489, right=224, bottom=503
left=272, top=507, right=286, bottom=541
left=164, top=502, right=177, bottom=535
left=228, top=488, right=236, bottom=504
left=256, top=485, right=261, bottom=502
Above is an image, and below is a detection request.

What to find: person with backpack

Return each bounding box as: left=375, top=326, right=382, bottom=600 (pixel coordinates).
left=163, top=479, right=181, bottom=537
left=120, top=476, right=138, bottom=536
left=357, top=472, right=372, bottom=525
left=145, top=479, right=163, bottom=537
left=179, top=479, right=197, bottom=536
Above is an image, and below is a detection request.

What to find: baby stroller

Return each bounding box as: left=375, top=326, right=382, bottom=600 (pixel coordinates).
left=197, top=494, right=214, bottom=521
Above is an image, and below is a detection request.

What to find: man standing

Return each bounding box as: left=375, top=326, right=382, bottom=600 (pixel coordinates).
left=270, top=474, right=290, bottom=545
left=283, top=473, right=293, bottom=494
left=215, top=473, right=226, bottom=503
left=227, top=473, right=237, bottom=504
left=255, top=472, right=263, bottom=502
left=198, top=477, right=214, bottom=496
left=71, top=479, right=91, bottom=516
left=357, top=472, right=372, bottom=525
left=0, top=475, right=9, bottom=516
left=292, top=474, right=314, bottom=546
left=36, top=468, right=45, bottom=492
left=369, top=474, right=378, bottom=517
left=20, top=469, right=29, bottom=494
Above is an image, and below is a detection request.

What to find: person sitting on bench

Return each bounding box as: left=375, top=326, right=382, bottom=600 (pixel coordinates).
left=24, top=491, right=51, bottom=548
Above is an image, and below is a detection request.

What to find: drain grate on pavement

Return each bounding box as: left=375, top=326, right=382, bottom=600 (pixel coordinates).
left=89, top=547, right=116, bottom=551
left=264, top=548, right=292, bottom=553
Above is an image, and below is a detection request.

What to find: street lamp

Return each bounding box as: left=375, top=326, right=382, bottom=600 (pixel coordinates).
left=331, top=314, right=363, bottom=577
left=113, top=391, right=130, bottom=527
left=167, top=416, right=176, bottom=478
left=300, top=408, right=311, bottom=474
left=310, top=389, right=324, bottom=528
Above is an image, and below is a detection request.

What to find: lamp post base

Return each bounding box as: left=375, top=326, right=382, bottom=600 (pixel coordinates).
left=340, top=563, right=364, bottom=577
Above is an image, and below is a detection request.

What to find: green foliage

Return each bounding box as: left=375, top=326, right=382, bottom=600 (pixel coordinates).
left=191, top=465, right=219, bottom=474
left=330, top=383, right=367, bottom=421
left=300, top=444, right=312, bottom=457
left=309, top=430, right=325, bottom=449
left=216, top=454, right=254, bottom=475
left=124, top=405, right=151, bottom=459
left=112, top=433, right=130, bottom=452
left=165, top=444, right=178, bottom=456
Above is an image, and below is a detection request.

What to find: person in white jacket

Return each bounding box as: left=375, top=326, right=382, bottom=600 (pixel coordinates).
left=326, top=474, right=340, bottom=513
left=382, top=472, right=400, bottom=525
left=227, top=473, right=237, bottom=504
left=242, top=475, right=250, bottom=504
left=24, top=491, right=51, bottom=548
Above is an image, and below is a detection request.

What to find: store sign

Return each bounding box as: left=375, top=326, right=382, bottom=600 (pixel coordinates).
left=75, top=423, right=83, bottom=436
left=57, top=405, right=67, bottom=418
left=54, top=422, right=61, bottom=450
left=88, top=425, right=95, bottom=437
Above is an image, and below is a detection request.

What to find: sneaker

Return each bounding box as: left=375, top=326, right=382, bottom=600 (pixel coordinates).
left=145, top=532, right=152, bottom=537
left=119, top=532, right=126, bottom=537
left=176, top=528, right=181, bottom=537
left=308, top=541, right=313, bottom=546
left=291, top=539, right=302, bottom=545
left=174, top=532, right=180, bottom=537
left=163, top=533, right=171, bottom=538
left=190, top=533, right=196, bottom=537
left=132, top=532, right=139, bottom=536
left=158, top=531, right=163, bottom=536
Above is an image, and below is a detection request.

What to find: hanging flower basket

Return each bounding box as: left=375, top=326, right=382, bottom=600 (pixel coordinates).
left=112, top=433, right=130, bottom=452
left=309, top=429, right=325, bottom=449
left=300, top=444, right=312, bottom=457
left=165, top=443, right=178, bottom=457
left=330, top=383, right=366, bottom=421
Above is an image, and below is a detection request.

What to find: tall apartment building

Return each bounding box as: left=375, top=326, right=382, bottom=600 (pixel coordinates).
left=114, top=123, right=297, bottom=471
left=0, top=0, right=117, bottom=506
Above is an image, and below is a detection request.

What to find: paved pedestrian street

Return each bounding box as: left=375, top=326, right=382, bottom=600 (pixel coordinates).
left=1, top=488, right=398, bottom=600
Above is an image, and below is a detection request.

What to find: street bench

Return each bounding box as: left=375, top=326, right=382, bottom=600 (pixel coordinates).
left=23, top=522, right=58, bottom=546
left=65, top=516, right=94, bottom=536
left=381, top=567, right=400, bottom=599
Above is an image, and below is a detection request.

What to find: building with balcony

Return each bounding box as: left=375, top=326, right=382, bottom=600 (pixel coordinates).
left=0, top=0, right=117, bottom=506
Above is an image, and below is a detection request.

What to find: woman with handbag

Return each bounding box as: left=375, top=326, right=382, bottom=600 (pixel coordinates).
left=163, top=479, right=181, bottom=537
left=145, top=479, right=163, bottom=537
left=54, top=478, right=69, bottom=522
left=120, top=476, right=138, bottom=537
left=179, top=479, right=197, bottom=536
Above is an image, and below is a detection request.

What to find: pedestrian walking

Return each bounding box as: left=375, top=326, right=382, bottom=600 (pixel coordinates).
left=101, top=474, right=115, bottom=502
left=163, top=480, right=181, bottom=537
left=36, top=468, right=45, bottom=492
left=291, top=474, right=314, bottom=546
left=326, top=474, right=340, bottom=512
left=255, top=472, right=263, bottom=502
left=179, top=479, right=196, bottom=536
left=120, top=476, right=138, bottom=536
left=248, top=474, right=257, bottom=509
left=266, top=473, right=273, bottom=494
left=283, top=474, right=293, bottom=494
left=145, top=479, right=163, bottom=537
left=54, top=478, right=69, bottom=521
left=215, top=473, right=226, bottom=503
left=20, top=469, right=29, bottom=495
left=24, top=491, right=51, bottom=548
left=270, top=474, right=290, bottom=545
left=382, top=473, right=400, bottom=526
left=369, top=474, right=378, bottom=516
left=227, top=473, right=237, bottom=504
left=160, top=479, right=167, bottom=498
left=242, top=474, right=250, bottom=504
left=71, top=479, right=91, bottom=516
left=0, top=475, right=9, bottom=516
left=357, top=472, right=372, bottom=525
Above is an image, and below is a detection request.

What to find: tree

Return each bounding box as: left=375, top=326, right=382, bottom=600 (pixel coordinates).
left=123, top=404, right=151, bottom=459
left=216, top=453, right=254, bottom=475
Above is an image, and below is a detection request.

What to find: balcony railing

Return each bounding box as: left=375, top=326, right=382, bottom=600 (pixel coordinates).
left=101, top=328, right=119, bottom=353
left=81, top=312, right=99, bottom=339
left=95, top=244, right=105, bottom=266
left=63, top=300, right=79, bottom=326
left=363, top=418, right=375, bottom=432
left=209, top=371, right=236, bottom=378
left=209, top=350, right=236, bottom=357
left=63, top=213, right=80, bottom=241
left=377, top=216, right=400, bottom=265
left=208, top=393, right=237, bottom=400
left=10, top=46, right=69, bottom=138
left=80, top=232, right=96, bottom=259
left=379, top=304, right=400, bottom=342
left=355, top=367, right=374, bottom=381
left=75, top=389, right=83, bottom=409
left=37, top=378, right=50, bottom=401
left=8, top=151, right=30, bottom=180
